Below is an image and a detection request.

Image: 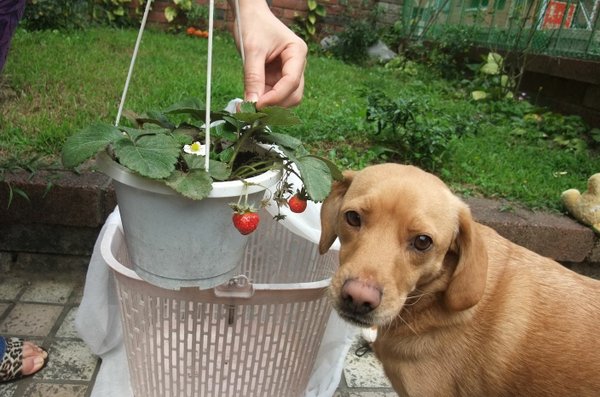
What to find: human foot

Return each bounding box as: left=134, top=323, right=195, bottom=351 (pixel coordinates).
left=0, top=336, right=48, bottom=382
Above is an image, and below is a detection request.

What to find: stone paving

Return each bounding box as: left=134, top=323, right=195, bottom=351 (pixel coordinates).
left=0, top=267, right=396, bottom=397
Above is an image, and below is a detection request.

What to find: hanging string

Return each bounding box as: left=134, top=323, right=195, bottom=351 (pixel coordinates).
left=115, top=0, right=245, bottom=174
left=204, top=0, right=215, bottom=172
left=234, top=0, right=245, bottom=65
left=204, top=0, right=245, bottom=172
left=115, top=0, right=153, bottom=127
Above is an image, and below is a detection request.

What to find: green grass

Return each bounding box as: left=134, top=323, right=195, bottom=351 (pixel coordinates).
left=1, top=27, right=599, bottom=212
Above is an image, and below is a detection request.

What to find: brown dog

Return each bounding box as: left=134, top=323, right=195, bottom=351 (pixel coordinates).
left=319, top=164, right=600, bottom=397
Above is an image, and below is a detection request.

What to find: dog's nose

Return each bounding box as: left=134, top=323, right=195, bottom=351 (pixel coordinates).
left=341, top=279, right=382, bottom=314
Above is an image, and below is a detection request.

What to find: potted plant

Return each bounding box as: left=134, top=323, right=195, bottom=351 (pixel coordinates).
left=62, top=98, right=342, bottom=289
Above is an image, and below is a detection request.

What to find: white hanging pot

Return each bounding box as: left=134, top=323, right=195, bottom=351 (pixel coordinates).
left=97, top=151, right=282, bottom=290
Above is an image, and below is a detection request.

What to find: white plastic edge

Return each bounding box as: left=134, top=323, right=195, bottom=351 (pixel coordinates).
left=96, top=151, right=282, bottom=198
left=102, top=222, right=331, bottom=292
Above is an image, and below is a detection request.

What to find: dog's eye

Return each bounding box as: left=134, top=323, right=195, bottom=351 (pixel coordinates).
left=345, top=211, right=361, bottom=227
left=413, top=235, right=433, bottom=251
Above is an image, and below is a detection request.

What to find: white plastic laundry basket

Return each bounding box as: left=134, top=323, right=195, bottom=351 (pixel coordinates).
left=100, top=213, right=338, bottom=397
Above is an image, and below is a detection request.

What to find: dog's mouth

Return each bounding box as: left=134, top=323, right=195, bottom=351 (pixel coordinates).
left=336, top=309, right=375, bottom=328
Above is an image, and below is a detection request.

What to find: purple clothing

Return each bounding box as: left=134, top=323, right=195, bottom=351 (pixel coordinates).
left=0, top=0, right=26, bottom=73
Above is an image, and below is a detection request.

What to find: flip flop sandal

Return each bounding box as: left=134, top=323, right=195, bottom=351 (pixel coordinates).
left=0, top=336, right=47, bottom=383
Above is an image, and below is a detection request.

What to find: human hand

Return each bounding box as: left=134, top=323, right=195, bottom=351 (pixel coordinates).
left=231, top=0, right=308, bottom=109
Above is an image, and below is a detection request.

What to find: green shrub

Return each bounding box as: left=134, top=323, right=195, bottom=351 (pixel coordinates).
left=365, top=90, right=459, bottom=172
left=23, top=0, right=90, bottom=30
left=91, top=0, right=135, bottom=27
left=329, top=20, right=379, bottom=64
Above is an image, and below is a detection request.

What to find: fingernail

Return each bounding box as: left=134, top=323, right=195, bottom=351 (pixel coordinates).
left=245, top=93, right=258, bottom=103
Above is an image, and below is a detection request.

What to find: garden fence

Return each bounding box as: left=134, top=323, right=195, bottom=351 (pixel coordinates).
left=400, top=0, right=600, bottom=60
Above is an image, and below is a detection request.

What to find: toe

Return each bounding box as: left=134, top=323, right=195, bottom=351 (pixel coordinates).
left=20, top=355, right=45, bottom=377
left=19, top=342, right=47, bottom=376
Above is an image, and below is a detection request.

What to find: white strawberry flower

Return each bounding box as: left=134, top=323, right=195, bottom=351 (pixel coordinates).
left=183, top=141, right=206, bottom=156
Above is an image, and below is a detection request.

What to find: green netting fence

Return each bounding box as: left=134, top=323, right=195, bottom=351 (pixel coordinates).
left=400, top=0, right=600, bottom=60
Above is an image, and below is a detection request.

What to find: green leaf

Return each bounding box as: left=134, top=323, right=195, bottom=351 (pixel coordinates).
left=315, top=5, right=326, bottom=16
left=488, top=52, right=503, bottom=65
left=62, top=122, right=124, bottom=168
left=308, top=13, right=316, bottom=24
left=471, top=90, right=487, bottom=101
left=136, top=110, right=175, bottom=129
left=308, top=0, right=317, bottom=10
left=294, top=156, right=334, bottom=202
left=209, top=122, right=235, bottom=141
left=207, top=160, right=231, bottom=181
left=182, top=154, right=232, bottom=181
left=233, top=111, right=268, bottom=124
left=164, top=6, right=177, bottom=22
left=223, top=115, right=244, bottom=130
left=239, top=101, right=256, bottom=113
left=183, top=153, right=205, bottom=170
left=260, top=106, right=301, bottom=126
left=480, top=61, right=499, bottom=75
left=120, top=126, right=169, bottom=141
left=113, top=134, right=180, bottom=179
left=165, top=169, right=213, bottom=200
left=256, top=131, right=302, bottom=150
left=172, top=132, right=192, bottom=146
left=306, top=154, right=343, bottom=181
left=218, top=146, right=235, bottom=163
left=163, top=97, right=205, bottom=119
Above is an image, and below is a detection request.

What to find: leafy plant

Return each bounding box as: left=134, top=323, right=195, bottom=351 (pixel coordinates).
left=469, top=52, right=515, bottom=101
left=91, top=0, right=134, bottom=27
left=184, top=2, right=208, bottom=29
left=164, top=0, right=193, bottom=24
left=293, top=0, right=326, bottom=42
left=534, top=112, right=592, bottom=153
left=23, top=0, right=90, bottom=30
left=365, top=90, right=458, bottom=171
left=328, top=20, right=379, bottom=64
left=62, top=98, right=342, bottom=207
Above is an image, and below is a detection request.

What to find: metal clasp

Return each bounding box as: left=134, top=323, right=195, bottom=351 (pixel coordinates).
left=214, top=275, right=255, bottom=299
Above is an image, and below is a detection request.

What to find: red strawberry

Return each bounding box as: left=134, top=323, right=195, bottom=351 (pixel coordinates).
left=232, top=210, right=260, bottom=235
left=288, top=194, right=308, bottom=213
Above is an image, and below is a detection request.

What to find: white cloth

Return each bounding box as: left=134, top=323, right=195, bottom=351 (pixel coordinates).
left=76, top=207, right=355, bottom=397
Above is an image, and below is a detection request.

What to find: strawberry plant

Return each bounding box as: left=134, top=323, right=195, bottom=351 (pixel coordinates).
left=62, top=98, right=342, bottom=217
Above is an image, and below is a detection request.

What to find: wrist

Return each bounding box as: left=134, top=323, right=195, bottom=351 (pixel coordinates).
left=230, top=0, right=271, bottom=19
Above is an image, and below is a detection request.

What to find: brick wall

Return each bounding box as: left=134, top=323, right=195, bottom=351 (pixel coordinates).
left=139, top=0, right=390, bottom=34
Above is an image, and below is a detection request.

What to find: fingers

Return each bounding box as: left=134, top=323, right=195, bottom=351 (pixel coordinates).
left=257, top=74, right=304, bottom=109
left=243, top=52, right=267, bottom=104
left=255, top=41, right=307, bottom=109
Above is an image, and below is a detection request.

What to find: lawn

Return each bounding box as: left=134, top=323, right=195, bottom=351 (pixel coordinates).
left=1, top=27, right=598, bottom=212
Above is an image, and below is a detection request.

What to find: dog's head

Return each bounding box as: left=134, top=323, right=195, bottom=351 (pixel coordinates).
left=319, top=164, right=488, bottom=327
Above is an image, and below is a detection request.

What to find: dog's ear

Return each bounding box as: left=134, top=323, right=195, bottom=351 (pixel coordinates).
left=319, top=171, right=355, bottom=254
left=444, top=205, right=488, bottom=311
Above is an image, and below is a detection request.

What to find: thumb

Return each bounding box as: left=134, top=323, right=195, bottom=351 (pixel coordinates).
left=243, top=55, right=265, bottom=104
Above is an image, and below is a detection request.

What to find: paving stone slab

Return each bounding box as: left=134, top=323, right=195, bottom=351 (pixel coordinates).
left=0, top=303, right=63, bottom=337
left=21, top=383, right=88, bottom=397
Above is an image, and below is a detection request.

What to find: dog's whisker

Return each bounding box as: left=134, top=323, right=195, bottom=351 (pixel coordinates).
left=397, top=313, right=419, bottom=336
left=404, top=290, right=433, bottom=307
